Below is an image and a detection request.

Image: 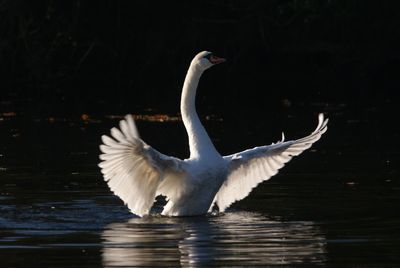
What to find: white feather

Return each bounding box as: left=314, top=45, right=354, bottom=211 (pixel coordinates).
left=99, top=115, right=185, bottom=217
left=213, top=114, right=328, bottom=212
left=98, top=51, right=329, bottom=217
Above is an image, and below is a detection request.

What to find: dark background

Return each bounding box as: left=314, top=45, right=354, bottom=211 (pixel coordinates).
left=0, top=1, right=399, bottom=173
left=1, top=1, right=399, bottom=113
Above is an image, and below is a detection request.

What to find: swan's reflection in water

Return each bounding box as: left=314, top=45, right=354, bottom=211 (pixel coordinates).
left=101, top=211, right=326, bottom=266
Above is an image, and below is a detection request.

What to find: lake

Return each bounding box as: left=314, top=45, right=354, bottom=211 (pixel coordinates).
left=0, top=101, right=399, bottom=266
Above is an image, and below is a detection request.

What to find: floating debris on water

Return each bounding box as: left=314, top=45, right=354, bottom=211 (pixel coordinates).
left=133, top=114, right=181, bottom=122
left=0, top=112, right=224, bottom=124
left=105, top=114, right=181, bottom=122
left=1, top=112, right=17, bottom=117
left=0, top=112, right=17, bottom=122
left=81, top=114, right=90, bottom=121
left=104, top=113, right=222, bottom=122
left=81, top=114, right=101, bottom=124
left=104, top=115, right=125, bottom=120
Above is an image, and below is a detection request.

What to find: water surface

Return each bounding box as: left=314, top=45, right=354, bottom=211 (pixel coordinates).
left=1, top=104, right=399, bottom=266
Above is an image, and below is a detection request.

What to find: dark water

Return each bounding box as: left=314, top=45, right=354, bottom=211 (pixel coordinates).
left=1, top=103, right=399, bottom=266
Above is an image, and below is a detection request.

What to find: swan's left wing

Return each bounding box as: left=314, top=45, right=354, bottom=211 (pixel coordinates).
left=99, top=115, right=185, bottom=217
left=214, top=114, right=328, bottom=212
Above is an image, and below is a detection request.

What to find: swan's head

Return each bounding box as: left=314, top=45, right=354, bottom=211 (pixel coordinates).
left=192, top=51, right=226, bottom=71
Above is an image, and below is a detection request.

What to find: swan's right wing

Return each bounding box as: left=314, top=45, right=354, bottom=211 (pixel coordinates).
left=99, top=115, right=185, bottom=217
left=214, top=114, right=328, bottom=212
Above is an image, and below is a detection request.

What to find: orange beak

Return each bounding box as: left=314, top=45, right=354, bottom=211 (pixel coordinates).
left=209, top=55, right=226, bottom=64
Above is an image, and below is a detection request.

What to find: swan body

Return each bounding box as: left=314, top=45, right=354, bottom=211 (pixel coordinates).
left=99, top=51, right=328, bottom=217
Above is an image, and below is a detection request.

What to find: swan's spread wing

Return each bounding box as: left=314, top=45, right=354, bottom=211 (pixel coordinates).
left=99, top=115, right=184, bottom=216
left=215, top=114, right=328, bottom=212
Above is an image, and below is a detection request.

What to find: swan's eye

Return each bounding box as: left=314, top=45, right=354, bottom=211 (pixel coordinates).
left=202, top=52, right=226, bottom=65
left=204, top=53, right=213, bottom=61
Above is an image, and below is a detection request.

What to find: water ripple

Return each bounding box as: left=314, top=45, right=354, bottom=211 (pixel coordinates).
left=101, top=212, right=326, bottom=266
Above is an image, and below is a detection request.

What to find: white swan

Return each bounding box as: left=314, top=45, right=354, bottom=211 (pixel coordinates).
left=99, top=51, right=328, bottom=217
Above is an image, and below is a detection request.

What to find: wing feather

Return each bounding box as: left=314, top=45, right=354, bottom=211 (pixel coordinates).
left=215, top=113, right=328, bottom=212
left=99, top=115, right=184, bottom=216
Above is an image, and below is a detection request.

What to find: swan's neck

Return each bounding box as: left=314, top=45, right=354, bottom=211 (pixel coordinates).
left=181, top=65, right=219, bottom=159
